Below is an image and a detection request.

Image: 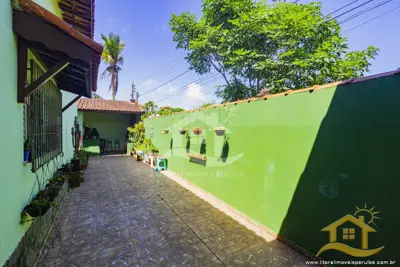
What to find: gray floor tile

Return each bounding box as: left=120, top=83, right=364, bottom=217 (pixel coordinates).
left=37, top=156, right=315, bottom=267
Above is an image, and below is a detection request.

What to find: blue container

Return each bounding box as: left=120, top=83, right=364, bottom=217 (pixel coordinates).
left=24, top=150, right=30, bottom=162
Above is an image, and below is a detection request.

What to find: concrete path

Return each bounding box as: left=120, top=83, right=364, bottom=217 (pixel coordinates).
left=37, top=156, right=316, bottom=267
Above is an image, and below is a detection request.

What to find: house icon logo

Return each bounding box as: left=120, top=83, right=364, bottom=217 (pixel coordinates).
left=317, top=204, right=384, bottom=257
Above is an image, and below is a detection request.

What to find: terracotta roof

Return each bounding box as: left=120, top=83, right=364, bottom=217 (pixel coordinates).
left=78, top=99, right=144, bottom=114
left=14, top=0, right=102, bottom=93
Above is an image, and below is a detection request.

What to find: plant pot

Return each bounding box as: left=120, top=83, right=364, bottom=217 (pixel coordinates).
left=213, top=127, right=226, bottom=136
left=80, top=164, right=88, bottom=170
left=187, top=153, right=207, bottom=166
left=23, top=204, right=50, bottom=217
left=127, top=142, right=134, bottom=155
left=45, top=184, right=61, bottom=199
left=162, top=129, right=169, bottom=135
left=24, top=150, right=30, bottom=162
left=192, top=127, right=202, bottom=135
left=69, top=172, right=82, bottom=188
left=58, top=164, right=71, bottom=174
left=71, top=159, right=80, bottom=172
left=179, top=129, right=187, bottom=135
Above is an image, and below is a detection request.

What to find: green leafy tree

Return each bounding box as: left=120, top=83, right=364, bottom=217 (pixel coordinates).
left=127, top=122, right=158, bottom=152
left=169, top=0, right=378, bottom=102
left=101, top=33, right=125, bottom=100
left=141, top=101, right=158, bottom=119
left=127, top=121, right=145, bottom=146
left=156, top=106, right=184, bottom=116
left=200, top=101, right=216, bottom=108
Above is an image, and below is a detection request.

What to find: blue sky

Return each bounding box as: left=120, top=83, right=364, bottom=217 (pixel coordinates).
left=93, top=0, right=400, bottom=109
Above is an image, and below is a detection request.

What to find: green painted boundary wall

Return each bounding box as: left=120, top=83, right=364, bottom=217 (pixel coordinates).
left=144, top=74, right=400, bottom=262
left=0, top=1, right=78, bottom=265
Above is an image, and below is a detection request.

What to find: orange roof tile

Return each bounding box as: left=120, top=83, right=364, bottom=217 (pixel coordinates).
left=78, top=98, right=144, bottom=114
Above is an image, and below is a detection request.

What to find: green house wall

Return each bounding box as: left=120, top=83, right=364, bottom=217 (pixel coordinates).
left=144, top=75, right=400, bottom=262
left=0, top=1, right=80, bottom=264
left=79, top=111, right=139, bottom=154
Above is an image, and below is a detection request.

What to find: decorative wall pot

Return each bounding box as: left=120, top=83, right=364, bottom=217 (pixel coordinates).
left=162, top=129, right=170, bottom=135
left=187, top=153, right=207, bottom=160
left=192, top=127, right=203, bottom=135
left=213, top=127, right=226, bottom=136
left=179, top=129, right=188, bottom=135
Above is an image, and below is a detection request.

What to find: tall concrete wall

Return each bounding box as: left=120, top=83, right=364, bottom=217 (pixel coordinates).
left=144, top=75, right=400, bottom=262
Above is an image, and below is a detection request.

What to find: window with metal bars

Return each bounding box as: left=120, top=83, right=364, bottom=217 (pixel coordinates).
left=24, top=59, right=63, bottom=172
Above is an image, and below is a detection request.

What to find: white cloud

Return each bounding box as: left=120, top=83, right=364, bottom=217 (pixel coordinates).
left=187, top=83, right=206, bottom=102
left=141, top=79, right=154, bottom=86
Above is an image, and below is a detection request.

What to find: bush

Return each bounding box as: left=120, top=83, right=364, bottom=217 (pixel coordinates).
left=127, top=122, right=145, bottom=146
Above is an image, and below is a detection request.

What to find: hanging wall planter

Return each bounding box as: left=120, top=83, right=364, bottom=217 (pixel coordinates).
left=192, top=127, right=203, bottom=135
left=179, top=128, right=188, bottom=135
left=162, top=129, right=170, bottom=135
left=213, top=127, right=226, bottom=136
left=187, top=153, right=207, bottom=166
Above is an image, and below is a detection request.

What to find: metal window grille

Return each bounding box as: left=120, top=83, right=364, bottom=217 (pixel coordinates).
left=25, top=59, right=63, bottom=172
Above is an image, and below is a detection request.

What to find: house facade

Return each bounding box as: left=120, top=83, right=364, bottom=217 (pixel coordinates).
left=77, top=98, right=144, bottom=154
left=0, top=0, right=101, bottom=265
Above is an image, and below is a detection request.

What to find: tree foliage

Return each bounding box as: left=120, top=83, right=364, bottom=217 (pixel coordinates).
left=141, top=101, right=184, bottom=119
left=156, top=106, right=185, bottom=116
left=101, top=33, right=125, bottom=100
left=127, top=121, right=145, bottom=146
left=141, top=101, right=158, bottom=119
left=127, top=122, right=158, bottom=152
left=200, top=101, right=216, bottom=108
left=169, top=0, right=379, bottom=102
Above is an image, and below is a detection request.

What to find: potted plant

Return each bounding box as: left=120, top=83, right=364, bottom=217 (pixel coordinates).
left=162, top=129, right=170, bottom=135
left=192, top=127, right=202, bottom=135
left=187, top=153, right=207, bottom=161
left=68, top=172, right=83, bottom=188
left=213, top=127, right=226, bottom=136
left=71, top=117, right=81, bottom=172
left=179, top=128, right=188, bottom=135
left=24, top=138, right=31, bottom=162
left=45, top=183, right=61, bottom=197
left=21, top=194, right=54, bottom=220
left=57, top=163, right=71, bottom=175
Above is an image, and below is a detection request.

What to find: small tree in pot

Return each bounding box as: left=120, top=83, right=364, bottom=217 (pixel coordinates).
left=71, top=116, right=81, bottom=172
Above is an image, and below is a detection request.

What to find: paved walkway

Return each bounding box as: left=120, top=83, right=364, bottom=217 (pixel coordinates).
left=37, top=156, right=315, bottom=267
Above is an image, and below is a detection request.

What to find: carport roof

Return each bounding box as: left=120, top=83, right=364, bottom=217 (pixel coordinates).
left=78, top=98, right=144, bottom=114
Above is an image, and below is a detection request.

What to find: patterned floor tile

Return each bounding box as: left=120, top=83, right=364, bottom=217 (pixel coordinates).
left=189, top=220, right=224, bottom=240
left=219, top=248, right=264, bottom=267
left=37, top=156, right=313, bottom=267
left=202, top=232, right=245, bottom=260
left=247, top=240, right=299, bottom=266
left=172, top=240, right=217, bottom=267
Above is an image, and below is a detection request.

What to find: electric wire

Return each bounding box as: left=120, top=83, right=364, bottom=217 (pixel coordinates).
left=140, top=69, right=191, bottom=96
left=343, top=4, right=400, bottom=33
left=338, top=0, right=393, bottom=24
left=325, top=0, right=361, bottom=18
left=326, top=0, right=375, bottom=23
left=137, top=60, right=177, bottom=84
left=155, top=72, right=221, bottom=103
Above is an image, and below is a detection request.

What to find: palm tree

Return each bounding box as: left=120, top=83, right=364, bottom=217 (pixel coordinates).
left=101, top=33, right=125, bottom=100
